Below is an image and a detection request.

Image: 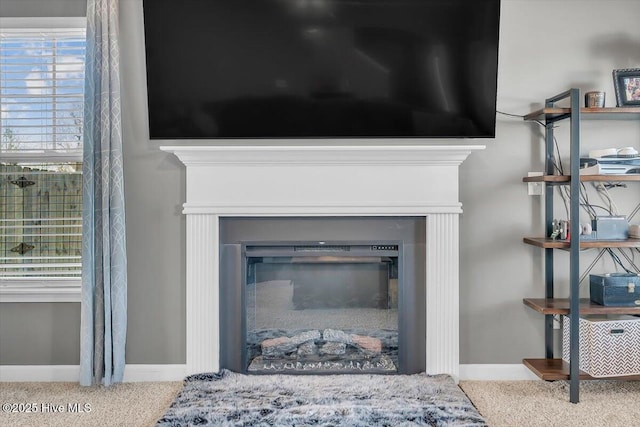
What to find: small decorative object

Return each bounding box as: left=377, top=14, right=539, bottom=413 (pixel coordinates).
left=612, top=68, right=640, bottom=107
left=584, top=91, right=606, bottom=108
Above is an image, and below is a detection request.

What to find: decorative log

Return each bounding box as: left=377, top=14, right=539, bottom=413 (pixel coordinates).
left=322, top=328, right=353, bottom=344
left=319, top=342, right=346, bottom=356
left=261, top=330, right=321, bottom=358
left=297, top=341, right=318, bottom=357
left=351, top=334, right=382, bottom=355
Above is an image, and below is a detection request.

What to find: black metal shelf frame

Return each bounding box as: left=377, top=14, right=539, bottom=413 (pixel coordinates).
left=542, top=89, right=583, bottom=404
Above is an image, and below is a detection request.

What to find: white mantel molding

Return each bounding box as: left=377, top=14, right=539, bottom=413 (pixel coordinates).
left=161, top=143, right=485, bottom=381
left=180, top=202, right=464, bottom=216
left=160, top=144, right=484, bottom=167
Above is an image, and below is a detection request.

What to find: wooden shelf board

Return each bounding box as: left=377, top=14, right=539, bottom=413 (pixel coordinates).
left=579, top=174, right=640, bottom=182
left=524, top=359, right=592, bottom=380
left=523, top=298, right=640, bottom=315
left=523, top=175, right=640, bottom=183
left=523, top=175, right=570, bottom=183
left=523, top=237, right=640, bottom=249
left=523, top=359, right=640, bottom=381
left=524, top=107, right=640, bottom=121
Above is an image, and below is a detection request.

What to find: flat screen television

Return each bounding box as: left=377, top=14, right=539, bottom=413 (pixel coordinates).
left=143, top=0, right=500, bottom=139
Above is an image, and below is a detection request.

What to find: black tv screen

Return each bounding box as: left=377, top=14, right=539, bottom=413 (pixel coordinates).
left=143, top=0, right=500, bottom=139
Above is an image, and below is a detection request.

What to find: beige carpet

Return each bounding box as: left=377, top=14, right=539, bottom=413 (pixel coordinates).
left=460, top=380, right=640, bottom=427
left=1, top=379, right=639, bottom=426
left=0, top=381, right=182, bottom=427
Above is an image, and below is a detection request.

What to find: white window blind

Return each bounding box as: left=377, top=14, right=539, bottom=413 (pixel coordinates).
left=1, top=22, right=86, bottom=288
left=1, top=26, right=86, bottom=160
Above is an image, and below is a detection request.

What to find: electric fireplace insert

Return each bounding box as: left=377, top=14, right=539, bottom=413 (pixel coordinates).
left=219, top=217, right=426, bottom=375
left=245, top=242, right=400, bottom=374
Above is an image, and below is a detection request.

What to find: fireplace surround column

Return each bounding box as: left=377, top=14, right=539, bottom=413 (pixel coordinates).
left=185, top=214, right=219, bottom=374
left=161, top=144, right=484, bottom=381
left=425, top=213, right=460, bottom=377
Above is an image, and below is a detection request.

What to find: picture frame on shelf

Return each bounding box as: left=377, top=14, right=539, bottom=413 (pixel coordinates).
left=613, top=68, right=640, bottom=107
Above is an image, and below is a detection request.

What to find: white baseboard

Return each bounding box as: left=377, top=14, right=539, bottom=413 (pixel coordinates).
left=0, top=364, right=187, bottom=383
left=123, top=364, right=187, bottom=382
left=1, top=363, right=536, bottom=382
left=459, top=364, right=540, bottom=381
left=0, top=365, right=80, bottom=382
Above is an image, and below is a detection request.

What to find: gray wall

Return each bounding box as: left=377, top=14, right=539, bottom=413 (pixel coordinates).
left=0, top=0, right=85, bottom=17
left=1, top=0, right=639, bottom=366
left=459, top=1, right=640, bottom=363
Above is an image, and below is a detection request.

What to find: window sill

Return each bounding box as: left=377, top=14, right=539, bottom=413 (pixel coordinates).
left=0, top=281, right=81, bottom=303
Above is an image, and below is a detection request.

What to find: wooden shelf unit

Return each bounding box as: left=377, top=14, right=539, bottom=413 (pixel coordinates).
left=520, top=89, right=640, bottom=403
left=523, top=358, right=640, bottom=381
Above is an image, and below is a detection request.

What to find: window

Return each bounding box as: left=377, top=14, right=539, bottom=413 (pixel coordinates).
left=0, top=18, right=86, bottom=302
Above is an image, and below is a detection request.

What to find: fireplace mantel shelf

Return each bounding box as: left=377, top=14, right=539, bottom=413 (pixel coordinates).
left=160, top=144, right=485, bottom=166
left=161, top=143, right=484, bottom=382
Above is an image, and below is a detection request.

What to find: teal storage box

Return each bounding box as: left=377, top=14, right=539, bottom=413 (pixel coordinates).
left=590, top=273, right=640, bottom=307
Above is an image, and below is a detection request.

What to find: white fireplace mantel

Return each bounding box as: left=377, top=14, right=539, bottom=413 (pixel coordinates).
left=161, top=143, right=484, bottom=381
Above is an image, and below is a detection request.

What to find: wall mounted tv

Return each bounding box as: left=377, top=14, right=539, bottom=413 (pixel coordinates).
left=143, top=0, right=500, bottom=139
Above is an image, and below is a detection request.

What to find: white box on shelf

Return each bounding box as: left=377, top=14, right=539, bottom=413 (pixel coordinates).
left=562, top=315, right=640, bottom=378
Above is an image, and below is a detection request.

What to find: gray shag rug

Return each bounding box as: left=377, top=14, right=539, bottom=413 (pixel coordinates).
left=156, top=370, right=486, bottom=426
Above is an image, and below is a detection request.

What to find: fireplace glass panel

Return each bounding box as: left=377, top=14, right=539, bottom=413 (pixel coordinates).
left=245, top=243, right=399, bottom=373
